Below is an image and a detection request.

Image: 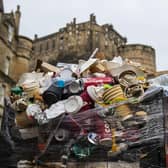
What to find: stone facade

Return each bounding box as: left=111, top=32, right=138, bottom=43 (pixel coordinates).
left=11, top=36, right=32, bottom=81
left=0, top=0, right=33, bottom=121
left=0, top=1, right=32, bottom=85
left=0, top=1, right=159, bottom=85
left=31, top=14, right=127, bottom=70
left=118, top=44, right=156, bottom=75
left=31, top=14, right=156, bottom=75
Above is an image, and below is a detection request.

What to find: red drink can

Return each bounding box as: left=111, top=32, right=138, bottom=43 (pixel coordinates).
left=82, top=77, right=114, bottom=89
left=94, top=115, right=112, bottom=147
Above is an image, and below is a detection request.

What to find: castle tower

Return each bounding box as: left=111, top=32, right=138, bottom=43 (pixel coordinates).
left=118, top=44, right=156, bottom=76
left=2, top=5, right=33, bottom=82
left=10, top=36, right=33, bottom=81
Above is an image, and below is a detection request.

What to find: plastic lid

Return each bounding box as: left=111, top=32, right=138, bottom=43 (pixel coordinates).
left=64, top=96, right=83, bottom=114
left=56, top=80, right=65, bottom=88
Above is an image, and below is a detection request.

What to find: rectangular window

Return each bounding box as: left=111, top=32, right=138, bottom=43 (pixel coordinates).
left=46, top=41, right=49, bottom=50
left=4, top=56, right=10, bottom=75
left=40, top=44, right=42, bottom=53
left=52, top=40, right=55, bottom=49
left=8, top=24, right=14, bottom=42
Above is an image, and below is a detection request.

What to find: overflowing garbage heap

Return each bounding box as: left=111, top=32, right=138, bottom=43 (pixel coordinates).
left=8, top=53, right=166, bottom=167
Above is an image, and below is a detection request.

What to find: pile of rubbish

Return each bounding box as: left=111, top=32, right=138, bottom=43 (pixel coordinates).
left=9, top=51, right=166, bottom=166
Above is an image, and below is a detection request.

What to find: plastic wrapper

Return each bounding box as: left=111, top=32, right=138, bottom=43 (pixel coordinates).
left=149, top=74, right=168, bottom=91
left=17, top=72, right=43, bottom=86
left=3, top=60, right=167, bottom=167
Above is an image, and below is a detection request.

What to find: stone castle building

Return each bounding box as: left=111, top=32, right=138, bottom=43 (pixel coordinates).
left=0, top=0, right=159, bottom=90
left=0, top=0, right=32, bottom=122
left=0, top=0, right=32, bottom=86
left=32, top=14, right=156, bottom=75
left=0, top=0, right=165, bottom=143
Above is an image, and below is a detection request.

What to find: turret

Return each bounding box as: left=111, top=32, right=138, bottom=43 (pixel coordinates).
left=34, top=34, right=38, bottom=41
left=15, top=5, right=21, bottom=35
left=90, top=13, right=96, bottom=24
left=73, top=17, right=76, bottom=25
left=118, top=44, right=156, bottom=76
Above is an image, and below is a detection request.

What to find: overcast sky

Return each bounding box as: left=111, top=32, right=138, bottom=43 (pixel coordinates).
left=4, top=0, right=168, bottom=71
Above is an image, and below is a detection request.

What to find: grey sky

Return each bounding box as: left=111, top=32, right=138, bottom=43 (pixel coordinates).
left=4, top=0, right=168, bottom=71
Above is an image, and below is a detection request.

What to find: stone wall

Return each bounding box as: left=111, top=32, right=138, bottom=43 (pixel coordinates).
left=156, top=70, right=168, bottom=76
left=31, top=15, right=158, bottom=76
left=0, top=9, right=158, bottom=81
left=31, top=14, right=126, bottom=70
left=0, top=36, right=32, bottom=82
left=11, top=36, right=32, bottom=81
left=0, top=6, right=32, bottom=83
left=118, top=44, right=156, bottom=75
left=0, top=38, right=16, bottom=77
